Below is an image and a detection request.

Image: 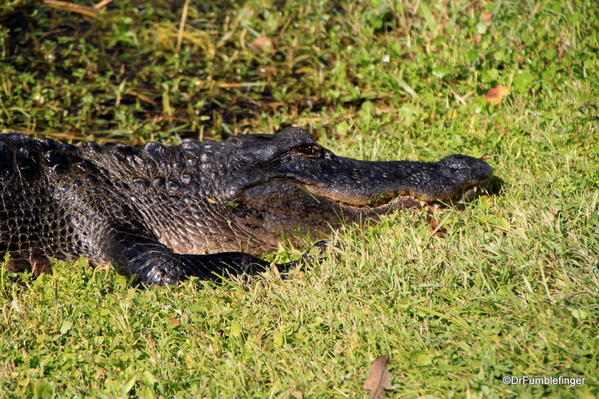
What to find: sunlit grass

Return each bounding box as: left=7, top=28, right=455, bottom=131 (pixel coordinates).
left=0, top=0, right=597, bottom=397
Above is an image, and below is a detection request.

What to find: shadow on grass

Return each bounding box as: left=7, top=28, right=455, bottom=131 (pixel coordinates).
left=487, top=175, right=505, bottom=197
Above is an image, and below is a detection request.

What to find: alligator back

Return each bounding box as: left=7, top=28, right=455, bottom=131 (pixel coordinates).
left=0, top=133, right=143, bottom=264
left=0, top=132, right=276, bottom=284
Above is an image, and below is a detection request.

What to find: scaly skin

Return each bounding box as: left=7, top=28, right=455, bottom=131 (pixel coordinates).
left=0, top=127, right=492, bottom=285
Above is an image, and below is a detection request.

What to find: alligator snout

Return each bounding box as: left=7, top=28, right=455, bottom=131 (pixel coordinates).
left=291, top=153, right=493, bottom=206
left=436, top=154, right=493, bottom=189
left=422, top=154, right=493, bottom=201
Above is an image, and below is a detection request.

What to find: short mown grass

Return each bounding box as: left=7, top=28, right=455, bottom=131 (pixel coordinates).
left=0, top=0, right=597, bottom=397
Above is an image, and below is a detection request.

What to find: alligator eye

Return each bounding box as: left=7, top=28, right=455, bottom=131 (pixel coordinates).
left=295, top=144, right=322, bottom=158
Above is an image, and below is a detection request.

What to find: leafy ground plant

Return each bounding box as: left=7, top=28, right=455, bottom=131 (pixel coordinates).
left=0, top=0, right=597, bottom=397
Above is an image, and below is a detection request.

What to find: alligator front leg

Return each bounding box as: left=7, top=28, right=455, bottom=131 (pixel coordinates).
left=104, top=231, right=289, bottom=285
left=5, top=251, right=53, bottom=277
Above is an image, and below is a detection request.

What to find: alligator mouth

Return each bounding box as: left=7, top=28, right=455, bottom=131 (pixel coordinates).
left=234, top=167, right=492, bottom=219
left=307, top=181, right=491, bottom=211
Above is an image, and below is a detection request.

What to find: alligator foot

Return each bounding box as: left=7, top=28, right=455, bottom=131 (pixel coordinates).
left=105, top=231, right=339, bottom=285
left=275, top=240, right=335, bottom=275
left=188, top=240, right=337, bottom=280
left=4, top=252, right=53, bottom=277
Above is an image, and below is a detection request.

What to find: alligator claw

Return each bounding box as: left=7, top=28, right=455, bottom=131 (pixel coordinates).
left=275, top=240, right=337, bottom=276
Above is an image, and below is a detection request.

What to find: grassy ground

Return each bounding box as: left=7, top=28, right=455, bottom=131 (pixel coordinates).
left=0, top=0, right=597, bottom=397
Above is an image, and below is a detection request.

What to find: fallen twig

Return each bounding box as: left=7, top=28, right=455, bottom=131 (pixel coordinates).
left=176, top=0, right=191, bottom=52
left=93, top=0, right=113, bottom=10
left=43, top=0, right=99, bottom=19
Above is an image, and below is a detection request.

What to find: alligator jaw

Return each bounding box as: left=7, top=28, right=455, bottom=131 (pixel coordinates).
left=458, top=184, right=488, bottom=202
left=300, top=162, right=493, bottom=211
left=323, top=180, right=492, bottom=213
left=282, top=153, right=494, bottom=211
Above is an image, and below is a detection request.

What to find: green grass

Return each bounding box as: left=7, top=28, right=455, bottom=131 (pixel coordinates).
left=0, top=0, right=597, bottom=397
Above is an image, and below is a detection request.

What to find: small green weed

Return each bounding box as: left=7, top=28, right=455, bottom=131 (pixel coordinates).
left=0, top=0, right=597, bottom=397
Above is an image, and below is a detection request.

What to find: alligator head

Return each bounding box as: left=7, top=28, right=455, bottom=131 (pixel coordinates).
left=210, top=127, right=493, bottom=249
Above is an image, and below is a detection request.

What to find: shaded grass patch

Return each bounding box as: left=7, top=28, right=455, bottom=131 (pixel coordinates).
left=0, top=0, right=598, bottom=397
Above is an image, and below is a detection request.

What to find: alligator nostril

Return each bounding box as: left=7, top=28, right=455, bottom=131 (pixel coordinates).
left=439, top=154, right=493, bottom=184
left=440, top=154, right=479, bottom=169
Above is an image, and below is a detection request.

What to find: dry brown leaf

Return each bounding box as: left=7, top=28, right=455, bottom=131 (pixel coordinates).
left=485, top=85, right=510, bottom=105
left=251, top=35, right=274, bottom=51
left=95, top=368, right=107, bottom=379
left=287, top=382, right=303, bottom=399
left=363, top=356, right=393, bottom=399
left=427, top=216, right=447, bottom=237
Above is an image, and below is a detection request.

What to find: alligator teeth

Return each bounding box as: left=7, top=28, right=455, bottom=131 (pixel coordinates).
left=458, top=185, right=487, bottom=202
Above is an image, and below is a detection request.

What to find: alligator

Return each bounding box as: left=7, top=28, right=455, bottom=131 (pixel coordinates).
left=0, top=127, right=492, bottom=285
